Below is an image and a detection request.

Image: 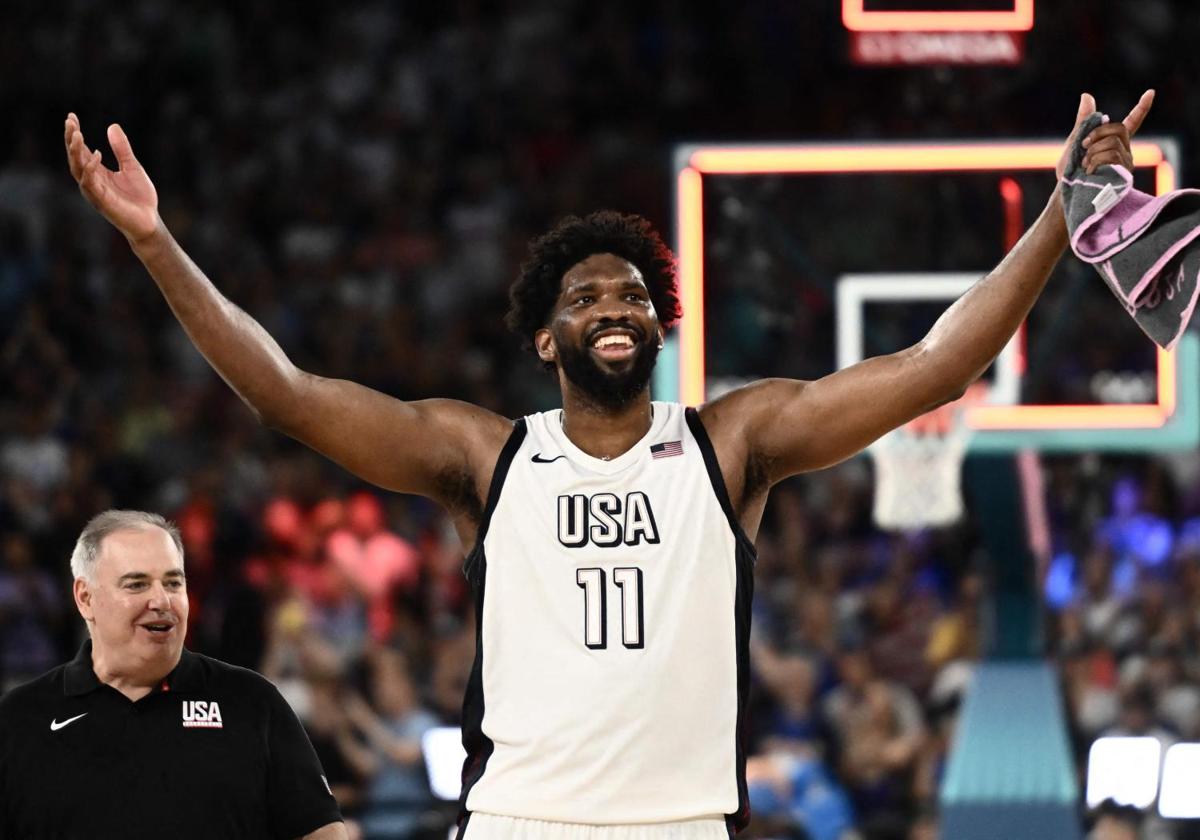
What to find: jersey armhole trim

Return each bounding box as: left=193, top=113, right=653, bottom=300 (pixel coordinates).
left=684, top=407, right=757, bottom=560
left=463, top=418, right=527, bottom=579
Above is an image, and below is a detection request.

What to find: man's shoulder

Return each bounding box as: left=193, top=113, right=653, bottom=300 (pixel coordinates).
left=183, top=650, right=280, bottom=696
left=0, top=663, right=68, bottom=719
left=182, top=650, right=301, bottom=720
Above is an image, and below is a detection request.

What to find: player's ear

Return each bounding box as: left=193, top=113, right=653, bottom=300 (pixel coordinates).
left=74, top=577, right=95, bottom=623
left=534, top=328, right=556, bottom=365
left=656, top=326, right=665, bottom=350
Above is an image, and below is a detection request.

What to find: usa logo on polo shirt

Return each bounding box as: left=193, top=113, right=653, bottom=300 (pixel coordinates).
left=181, top=700, right=224, bottom=728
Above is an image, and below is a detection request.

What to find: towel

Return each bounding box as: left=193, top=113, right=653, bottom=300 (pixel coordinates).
left=1060, top=111, right=1200, bottom=350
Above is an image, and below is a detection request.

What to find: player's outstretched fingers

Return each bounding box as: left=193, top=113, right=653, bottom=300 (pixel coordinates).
left=1123, top=89, right=1155, bottom=137
left=81, top=148, right=103, bottom=189
left=107, top=123, right=140, bottom=171
left=73, top=136, right=95, bottom=186
left=65, top=118, right=90, bottom=183
left=1073, top=92, right=1096, bottom=128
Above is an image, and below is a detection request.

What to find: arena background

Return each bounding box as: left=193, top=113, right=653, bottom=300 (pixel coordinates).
left=3, top=2, right=1200, bottom=838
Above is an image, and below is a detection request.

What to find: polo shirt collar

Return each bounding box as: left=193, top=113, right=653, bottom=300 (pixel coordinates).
left=64, top=639, right=206, bottom=696
left=63, top=640, right=101, bottom=695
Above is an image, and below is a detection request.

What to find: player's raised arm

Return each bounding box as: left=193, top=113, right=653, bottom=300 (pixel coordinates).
left=717, top=91, right=1155, bottom=483
left=63, top=114, right=510, bottom=508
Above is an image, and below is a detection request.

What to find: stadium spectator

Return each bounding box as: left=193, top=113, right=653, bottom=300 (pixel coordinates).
left=324, top=490, right=421, bottom=641
left=745, top=750, right=855, bottom=840
left=1086, top=799, right=1142, bottom=840
left=823, top=648, right=925, bottom=836
left=1101, top=682, right=1178, bottom=754
left=0, top=532, right=66, bottom=691
left=345, top=649, right=439, bottom=840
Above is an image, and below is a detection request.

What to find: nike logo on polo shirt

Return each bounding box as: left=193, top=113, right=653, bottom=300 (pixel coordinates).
left=531, top=453, right=566, bottom=463
left=50, top=713, right=87, bottom=731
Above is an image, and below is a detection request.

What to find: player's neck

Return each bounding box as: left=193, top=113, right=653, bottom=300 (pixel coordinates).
left=560, top=388, right=654, bottom=461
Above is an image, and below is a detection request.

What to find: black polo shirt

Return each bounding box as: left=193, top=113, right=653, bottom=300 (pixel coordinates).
left=0, top=641, right=342, bottom=839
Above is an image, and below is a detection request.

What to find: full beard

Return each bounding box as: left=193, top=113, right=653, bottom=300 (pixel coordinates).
left=557, top=335, right=660, bottom=411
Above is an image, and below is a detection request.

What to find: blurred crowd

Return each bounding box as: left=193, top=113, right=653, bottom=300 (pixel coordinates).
left=4, top=1, right=1200, bottom=838
left=1046, top=461, right=1200, bottom=840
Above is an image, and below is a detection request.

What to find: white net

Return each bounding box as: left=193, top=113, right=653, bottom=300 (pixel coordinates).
left=869, top=423, right=970, bottom=531
left=868, top=383, right=987, bottom=531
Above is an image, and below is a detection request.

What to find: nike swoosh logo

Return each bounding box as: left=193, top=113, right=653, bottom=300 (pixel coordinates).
left=50, top=713, right=87, bottom=731
left=531, top=453, right=566, bottom=464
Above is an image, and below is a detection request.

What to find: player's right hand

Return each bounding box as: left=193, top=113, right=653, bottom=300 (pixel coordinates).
left=64, top=113, right=160, bottom=244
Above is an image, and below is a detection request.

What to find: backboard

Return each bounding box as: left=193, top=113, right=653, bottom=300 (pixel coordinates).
left=658, top=137, right=1198, bottom=453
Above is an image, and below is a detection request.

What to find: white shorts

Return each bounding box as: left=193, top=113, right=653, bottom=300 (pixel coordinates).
left=461, top=813, right=730, bottom=840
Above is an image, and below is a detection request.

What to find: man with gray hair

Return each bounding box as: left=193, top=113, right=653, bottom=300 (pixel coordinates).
left=0, top=509, right=348, bottom=839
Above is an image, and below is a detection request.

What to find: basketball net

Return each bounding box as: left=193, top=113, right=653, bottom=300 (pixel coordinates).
left=869, top=382, right=989, bottom=531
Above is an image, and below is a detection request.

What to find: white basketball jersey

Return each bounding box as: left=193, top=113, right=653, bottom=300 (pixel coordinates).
left=458, top=402, right=755, bottom=834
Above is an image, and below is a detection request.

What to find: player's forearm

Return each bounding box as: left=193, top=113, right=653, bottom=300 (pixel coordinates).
left=918, top=188, right=1068, bottom=394
left=130, top=222, right=304, bottom=426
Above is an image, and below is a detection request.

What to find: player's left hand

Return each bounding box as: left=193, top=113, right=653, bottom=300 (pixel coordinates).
left=1056, top=90, right=1155, bottom=180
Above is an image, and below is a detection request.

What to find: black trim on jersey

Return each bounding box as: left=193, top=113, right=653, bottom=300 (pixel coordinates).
left=457, top=418, right=526, bottom=836
left=727, top=539, right=755, bottom=833
left=462, top=418, right=527, bottom=583
left=683, top=407, right=757, bottom=559
left=684, top=407, right=756, bottom=833
left=455, top=557, right=489, bottom=840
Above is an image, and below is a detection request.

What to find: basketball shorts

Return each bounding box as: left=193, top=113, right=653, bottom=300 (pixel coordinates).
left=461, top=813, right=730, bottom=839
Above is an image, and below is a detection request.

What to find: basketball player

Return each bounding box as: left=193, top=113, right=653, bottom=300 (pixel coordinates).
left=63, top=91, right=1151, bottom=838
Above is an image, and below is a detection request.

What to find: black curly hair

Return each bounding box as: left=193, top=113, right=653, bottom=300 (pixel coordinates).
left=506, top=211, right=682, bottom=366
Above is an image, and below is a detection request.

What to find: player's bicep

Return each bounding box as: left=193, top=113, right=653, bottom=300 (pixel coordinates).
left=272, top=373, right=508, bottom=500
left=751, top=344, right=949, bottom=478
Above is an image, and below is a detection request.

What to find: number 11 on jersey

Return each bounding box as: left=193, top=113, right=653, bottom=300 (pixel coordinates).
left=576, top=567, right=645, bottom=650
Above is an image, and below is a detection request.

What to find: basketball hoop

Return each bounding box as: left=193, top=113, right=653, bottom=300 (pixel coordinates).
left=870, top=383, right=988, bottom=531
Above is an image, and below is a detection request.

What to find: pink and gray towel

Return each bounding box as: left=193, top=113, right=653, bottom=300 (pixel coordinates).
left=1061, top=111, right=1200, bottom=350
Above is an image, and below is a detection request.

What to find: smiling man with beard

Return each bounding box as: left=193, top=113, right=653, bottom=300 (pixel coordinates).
left=522, top=246, right=667, bottom=415
left=0, top=510, right=347, bottom=839
left=60, top=91, right=1151, bottom=839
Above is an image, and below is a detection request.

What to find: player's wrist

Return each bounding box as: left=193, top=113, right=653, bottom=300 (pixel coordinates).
left=1048, top=181, right=1065, bottom=206
left=1043, top=185, right=1069, bottom=243
left=126, top=216, right=169, bottom=253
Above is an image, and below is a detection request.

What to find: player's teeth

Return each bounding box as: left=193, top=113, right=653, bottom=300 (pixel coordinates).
left=595, top=335, right=633, bottom=348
